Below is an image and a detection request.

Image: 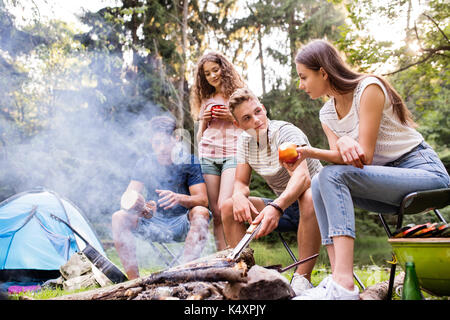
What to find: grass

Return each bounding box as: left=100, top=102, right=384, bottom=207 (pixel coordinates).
left=7, top=235, right=449, bottom=300
left=8, top=287, right=94, bottom=300
left=250, top=237, right=394, bottom=287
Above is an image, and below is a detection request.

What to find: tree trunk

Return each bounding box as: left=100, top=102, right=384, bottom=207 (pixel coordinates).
left=288, top=7, right=297, bottom=80
left=176, top=0, right=189, bottom=127
left=257, top=25, right=266, bottom=96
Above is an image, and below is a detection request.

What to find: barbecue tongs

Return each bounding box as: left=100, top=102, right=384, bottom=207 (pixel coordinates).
left=227, top=222, right=319, bottom=273
left=227, top=222, right=262, bottom=260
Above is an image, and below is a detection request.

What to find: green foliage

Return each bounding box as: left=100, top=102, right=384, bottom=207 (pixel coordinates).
left=334, top=0, right=449, bottom=158
left=0, top=0, right=448, bottom=236
left=262, top=85, right=329, bottom=149
left=249, top=170, right=276, bottom=199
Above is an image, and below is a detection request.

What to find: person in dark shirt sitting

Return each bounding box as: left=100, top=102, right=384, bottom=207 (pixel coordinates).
left=112, top=115, right=211, bottom=279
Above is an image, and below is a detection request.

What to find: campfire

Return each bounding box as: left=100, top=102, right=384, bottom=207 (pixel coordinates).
left=13, top=246, right=404, bottom=300
left=47, top=248, right=296, bottom=300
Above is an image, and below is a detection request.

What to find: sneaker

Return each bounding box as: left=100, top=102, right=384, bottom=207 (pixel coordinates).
left=315, top=275, right=332, bottom=289
left=290, top=273, right=313, bottom=295
left=293, top=276, right=359, bottom=300
left=291, top=275, right=330, bottom=299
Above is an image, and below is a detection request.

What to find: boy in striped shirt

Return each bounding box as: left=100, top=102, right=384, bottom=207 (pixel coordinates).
left=221, top=88, right=322, bottom=295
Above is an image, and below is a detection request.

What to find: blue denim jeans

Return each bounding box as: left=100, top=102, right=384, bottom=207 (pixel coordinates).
left=134, top=209, right=213, bottom=243
left=311, top=142, right=450, bottom=245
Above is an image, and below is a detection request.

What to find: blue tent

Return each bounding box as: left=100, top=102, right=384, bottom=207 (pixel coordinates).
left=0, top=188, right=106, bottom=282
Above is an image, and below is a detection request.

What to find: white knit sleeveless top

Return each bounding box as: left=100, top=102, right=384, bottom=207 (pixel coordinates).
left=319, top=76, right=423, bottom=165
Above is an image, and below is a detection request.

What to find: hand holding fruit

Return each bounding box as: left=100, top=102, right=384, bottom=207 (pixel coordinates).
left=278, top=142, right=310, bottom=175
left=278, top=142, right=299, bottom=163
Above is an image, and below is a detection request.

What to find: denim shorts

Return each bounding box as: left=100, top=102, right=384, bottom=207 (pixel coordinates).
left=134, top=211, right=191, bottom=243
left=311, top=141, right=450, bottom=245
left=261, top=198, right=300, bottom=232
left=200, top=157, right=237, bottom=176
left=134, top=209, right=212, bottom=243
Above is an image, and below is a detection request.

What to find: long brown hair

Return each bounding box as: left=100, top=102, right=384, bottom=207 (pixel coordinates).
left=295, top=39, right=415, bottom=126
left=190, top=52, right=245, bottom=119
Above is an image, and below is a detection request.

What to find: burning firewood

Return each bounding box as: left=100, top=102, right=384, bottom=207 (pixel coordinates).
left=223, top=265, right=295, bottom=300
left=135, top=282, right=224, bottom=300
left=142, top=260, right=247, bottom=286
left=52, top=248, right=254, bottom=300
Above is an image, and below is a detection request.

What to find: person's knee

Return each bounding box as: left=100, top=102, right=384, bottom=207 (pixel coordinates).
left=112, top=210, right=127, bottom=231
left=311, top=174, right=320, bottom=194
left=220, top=198, right=234, bottom=223
left=189, top=207, right=210, bottom=235
left=190, top=206, right=210, bottom=223
left=299, top=189, right=316, bottom=220
left=318, top=165, right=354, bottom=186
left=111, top=209, right=136, bottom=241
left=217, top=198, right=226, bottom=215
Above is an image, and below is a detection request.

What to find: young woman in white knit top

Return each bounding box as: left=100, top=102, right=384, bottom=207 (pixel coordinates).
left=283, top=39, right=449, bottom=300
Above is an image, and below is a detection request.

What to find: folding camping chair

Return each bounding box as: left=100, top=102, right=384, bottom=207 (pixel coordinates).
left=278, top=230, right=366, bottom=290
left=145, top=221, right=214, bottom=268
left=377, top=187, right=450, bottom=300
left=148, top=240, right=183, bottom=267
left=154, top=232, right=293, bottom=269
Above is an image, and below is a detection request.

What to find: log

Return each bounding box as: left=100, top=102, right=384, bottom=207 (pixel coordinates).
left=51, top=278, right=144, bottom=300
left=51, top=248, right=252, bottom=300
left=223, top=265, right=295, bottom=300
left=174, top=247, right=255, bottom=269
left=360, top=271, right=405, bottom=300
left=135, top=282, right=225, bottom=300
left=142, top=264, right=247, bottom=286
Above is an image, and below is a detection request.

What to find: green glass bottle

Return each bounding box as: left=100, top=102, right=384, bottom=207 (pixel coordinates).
left=402, top=262, right=423, bottom=300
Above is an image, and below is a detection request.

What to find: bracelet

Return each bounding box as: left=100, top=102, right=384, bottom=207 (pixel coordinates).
left=267, top=202, right=284, bottom=215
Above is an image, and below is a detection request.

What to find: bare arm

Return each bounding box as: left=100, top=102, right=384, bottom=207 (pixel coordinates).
left=122, top=180, right=155, bottom=217
left=196, top=117, right=208, bottom=143
left=196, top=106, right=212, bottom=143
left=329, top=84, right=384, bottom=167
left=273, top=159, right=311, bottom=210
left=232, top=163, right=252, bottom=198
left=295, top=124, right=346, bottom=165
left=231, top=163, right=259, bottom=224
left=156, top=182, right=208, bottom=210
left=126, top=180, right=145, bottom=194
left=296, top=83, right=385, bottom=168
left=253, top=159, right=311, bottom=238
left=356, top=84, right=385, bottom=165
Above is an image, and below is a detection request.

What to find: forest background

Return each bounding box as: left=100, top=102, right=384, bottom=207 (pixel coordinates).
left=0, top=0, right=449, bottom=246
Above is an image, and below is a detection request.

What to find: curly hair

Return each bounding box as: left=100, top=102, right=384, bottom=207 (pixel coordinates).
left=190, top=52, right=246, bottom=119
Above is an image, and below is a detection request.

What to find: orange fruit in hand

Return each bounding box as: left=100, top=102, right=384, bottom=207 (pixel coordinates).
left=278, top=142, right=299, bottom=163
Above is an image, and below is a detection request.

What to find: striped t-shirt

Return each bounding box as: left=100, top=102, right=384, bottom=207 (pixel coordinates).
left=236, top=120, right=322, bottom=196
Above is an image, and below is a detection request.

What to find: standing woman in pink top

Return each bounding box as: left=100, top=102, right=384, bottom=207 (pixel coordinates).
left=190, top=52, right=246, bottom=250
